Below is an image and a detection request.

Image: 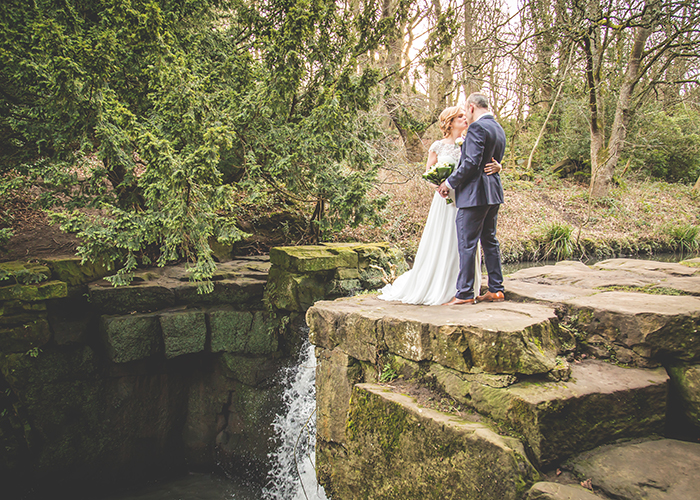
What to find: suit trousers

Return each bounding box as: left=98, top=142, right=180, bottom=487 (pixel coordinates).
left=455, top=204, right=504, bottom=299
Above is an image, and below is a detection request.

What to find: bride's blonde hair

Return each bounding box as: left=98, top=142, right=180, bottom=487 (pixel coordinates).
left=438, top=106, right=463, bottom=138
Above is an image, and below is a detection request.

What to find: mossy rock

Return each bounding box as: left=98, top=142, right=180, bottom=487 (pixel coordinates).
left=0, top=281, right=67, bottom=302
left=100, top=313, right=162, bottom=363
left=220, top=353, right=280, bottom=386
left=42, top=257, right=110, bottom=287
left=270, top=245, right=358, bottom=273
left=209, top=308, right=279, bottom=355
left=264, top=267, right=330, bottom=312
left=88, top=283, right=176, bottom=315
left=159, top=309, right=207, bottom=359
left=668, top=363, right=700, bottom=430
left=321, top=383, right=537, bottom=500
left=0, top=318, right=51, bottom=353
left=0, top=261, right=50, bottom=285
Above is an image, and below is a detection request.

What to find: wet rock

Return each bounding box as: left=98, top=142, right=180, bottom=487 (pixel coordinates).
left=465, top=360, right=668, bottom=467
left=319, top=383, right=537, bottom=500
left=219, top=354, right=279, bottom=386
left=568, top=438, right=700, bottom=500
left=0, top=317, right=51, bottom=352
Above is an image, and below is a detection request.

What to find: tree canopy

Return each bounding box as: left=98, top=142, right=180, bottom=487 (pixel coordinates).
left=1, top=0, right=393, bottom=289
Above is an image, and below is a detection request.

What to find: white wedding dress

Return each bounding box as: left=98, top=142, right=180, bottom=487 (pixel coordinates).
left=378, top=140, right=481, bottom=305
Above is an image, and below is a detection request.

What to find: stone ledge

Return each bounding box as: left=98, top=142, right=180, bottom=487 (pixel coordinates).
left=454, top=360, right=668, bottom=467
left=318, top=382, right=537, bottom=500
left=567, top=438, right=700, bottom=500
left=308, top=294, right=568, bottom=377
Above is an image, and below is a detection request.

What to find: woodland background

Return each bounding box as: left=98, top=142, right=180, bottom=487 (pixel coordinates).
left=1, top=0, right=699, bottom=288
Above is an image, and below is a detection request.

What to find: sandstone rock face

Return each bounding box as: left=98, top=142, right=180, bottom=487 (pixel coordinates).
left=308, top=295, right=567, bottom=376
left=310, top=258, right=700, bottom=498
left=463, top=360, right=668, bottom=466
left=507, top=260, right=700, bottom=367
left=667, top=363, right=700, bottom=430
left=526, top=482, right=602, bottom=500
left=159, top=309, right=207, bottom=359
left=266, top=242, right=408, bottom=312
left=318, top=383, right=537, bottom=500
left=100, top=313, right=162, bottom=363
left=568, top=438, right=700, bottom=500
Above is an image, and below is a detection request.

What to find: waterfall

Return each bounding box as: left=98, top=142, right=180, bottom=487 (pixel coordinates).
left=263, top=330, right=328, bottom=500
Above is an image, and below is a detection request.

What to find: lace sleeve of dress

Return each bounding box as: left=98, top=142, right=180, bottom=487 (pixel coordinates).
left=428, top=141, right=442, bottom=154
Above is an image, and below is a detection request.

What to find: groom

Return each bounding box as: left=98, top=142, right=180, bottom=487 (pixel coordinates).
left=438, top=93, right=506, bottom=305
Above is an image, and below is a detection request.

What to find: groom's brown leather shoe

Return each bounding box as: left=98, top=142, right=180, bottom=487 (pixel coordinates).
left=475, top=291, right=505, bottom=303
left=442, top=297, right=476, bottom=306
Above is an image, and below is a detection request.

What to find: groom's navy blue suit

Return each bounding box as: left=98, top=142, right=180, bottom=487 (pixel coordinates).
left=446, top=114, right=506, bottom=300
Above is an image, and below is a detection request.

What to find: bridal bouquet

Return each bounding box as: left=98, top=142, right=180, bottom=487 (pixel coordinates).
left=422, top=161, right=455, bottom=204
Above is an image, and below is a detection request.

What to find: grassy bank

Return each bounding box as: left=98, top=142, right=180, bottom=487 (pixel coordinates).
left=336, top=164, right=700, bottom=264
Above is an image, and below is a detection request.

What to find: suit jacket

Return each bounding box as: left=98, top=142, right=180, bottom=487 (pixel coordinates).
left=447, top=114, right=506, bottom=208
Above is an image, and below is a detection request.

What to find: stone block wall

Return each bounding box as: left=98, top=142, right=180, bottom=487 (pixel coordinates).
left=0, top=243, right=408, bottom=499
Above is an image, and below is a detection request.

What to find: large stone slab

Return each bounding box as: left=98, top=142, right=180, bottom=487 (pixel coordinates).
left=208, top=308, right=278, bottom=355
left=318, top=383, right=537, bottom=500
left=308, top=295, right=566, bottom=377
left=447, top=360, right=668, bottom=467
left=568, top=438, right=700, bottom=500
left=87, top=259, right=269, bottom=314
left=507, top=260, right=700, bottom=366
left=100, top=313, right=162, bottom=363
left=0, top=281, right=67, bottom=302
left=509, top=259, right=700, bottom=294
left=270, top=245, right=359, bottom=272
left=565, top=291, right=700, bottom=363
left=526, top=482, right=602, bottom=500
left=159, top=309, right=207, bottom=359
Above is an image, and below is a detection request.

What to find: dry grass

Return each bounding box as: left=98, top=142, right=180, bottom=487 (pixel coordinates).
left=335, top=159, right=700, bottom=263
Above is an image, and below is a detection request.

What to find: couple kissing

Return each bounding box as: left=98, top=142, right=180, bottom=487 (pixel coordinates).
left=379, top=93, right=506, bottom=307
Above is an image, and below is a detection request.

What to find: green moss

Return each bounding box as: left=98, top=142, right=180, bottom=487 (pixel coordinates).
left=0, top=281, right=67, bottom=302
left=595, top=284, right=688, bottom=295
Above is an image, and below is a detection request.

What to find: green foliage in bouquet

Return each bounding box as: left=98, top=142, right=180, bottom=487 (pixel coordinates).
left=422, top=161, right=455, bottom=204
left=422, top=162, right=455, bottom=185
left=0, top=0, right=397, bottom=290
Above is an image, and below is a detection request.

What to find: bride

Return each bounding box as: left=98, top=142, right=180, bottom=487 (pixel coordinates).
left=378, top=105, right=501, bottom=306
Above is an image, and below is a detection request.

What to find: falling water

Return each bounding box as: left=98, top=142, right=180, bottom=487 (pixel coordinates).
left=100, top=328, right=328, bottom=500
left=263, top=330, right=328, bottom=500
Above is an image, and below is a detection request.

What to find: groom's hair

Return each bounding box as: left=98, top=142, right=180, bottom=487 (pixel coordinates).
left=467, top=93, right=489, bottom=109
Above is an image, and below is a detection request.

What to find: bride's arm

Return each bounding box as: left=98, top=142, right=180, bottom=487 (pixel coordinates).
left=424, top=150, right=438, bottom=174
left=484, top=157, right=502, bottom=176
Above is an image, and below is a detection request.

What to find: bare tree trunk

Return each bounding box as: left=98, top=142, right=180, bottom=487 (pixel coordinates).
left=589, top=25, right=652, bottom=198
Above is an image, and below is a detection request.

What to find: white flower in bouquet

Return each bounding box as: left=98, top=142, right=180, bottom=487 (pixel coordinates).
left=422, top=161, right=455, bottom=204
